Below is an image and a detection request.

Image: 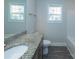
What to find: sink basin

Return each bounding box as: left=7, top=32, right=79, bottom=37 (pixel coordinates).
left=5, top=45, right=28, bottom=59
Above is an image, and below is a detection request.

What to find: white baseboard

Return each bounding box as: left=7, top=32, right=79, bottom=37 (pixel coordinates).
left=67, top=46, right=75, bottom=59
left=66, top=36, right=75, bottom=59
left=50, top=42, right=67, bottom=46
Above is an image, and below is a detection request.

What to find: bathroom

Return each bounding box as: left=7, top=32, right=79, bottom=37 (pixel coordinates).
left=4, top=0, right=75, bottom=59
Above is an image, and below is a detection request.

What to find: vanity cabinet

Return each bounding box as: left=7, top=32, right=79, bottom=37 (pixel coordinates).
left=32, top=39, right=43, bottom=59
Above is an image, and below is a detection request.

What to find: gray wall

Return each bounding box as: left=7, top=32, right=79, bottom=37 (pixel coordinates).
left=64, top=0, right=75, bottom=58
left=4, top=0, right=37, bottom=34
left=36, top=0, right=67, bottom=46
left=26, top=0, right=37, bottom=34
left=66, top=0, right=75, bottom=40
left=4, top=0, right=26, bottom=34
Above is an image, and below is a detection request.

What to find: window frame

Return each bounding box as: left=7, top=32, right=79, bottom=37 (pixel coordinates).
left=48, top=4, right=63, bottom=23
left=8, top=3, right=25, bottom=22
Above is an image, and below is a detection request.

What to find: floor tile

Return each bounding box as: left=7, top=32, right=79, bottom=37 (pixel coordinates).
left=43, top=46, right=73, bottom=59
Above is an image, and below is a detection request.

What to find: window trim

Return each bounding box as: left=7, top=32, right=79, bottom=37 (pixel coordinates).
left=8, top=3, right=25, bottom=22
left=48, top=4, right=63, bottom=23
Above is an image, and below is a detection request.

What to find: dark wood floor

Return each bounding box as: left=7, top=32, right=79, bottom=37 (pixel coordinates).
left=43, top=46, right=73, bottom=59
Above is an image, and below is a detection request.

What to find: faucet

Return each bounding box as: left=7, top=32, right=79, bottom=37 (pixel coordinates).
left=4, top=44, right=6, bottom=47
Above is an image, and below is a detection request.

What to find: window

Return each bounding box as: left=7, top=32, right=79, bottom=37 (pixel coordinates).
left=10, top=5, right=24, bottom=21
left=48, top=5, right=62, bottom=23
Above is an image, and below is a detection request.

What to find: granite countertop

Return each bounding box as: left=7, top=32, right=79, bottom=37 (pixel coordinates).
left=4, top=32, right=43, bottom=59
left=4, top=34, right=15, bottom=39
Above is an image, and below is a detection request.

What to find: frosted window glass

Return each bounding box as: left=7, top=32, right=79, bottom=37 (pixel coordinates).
left=48, top=6, right=62, bottom=23
left=10, top=5, right=24, bottom=21
left=10, top=5, right=24, bottom=13
left=49, top=7, right=62, bottom=14
left=49, top=15, right=61, bottom=21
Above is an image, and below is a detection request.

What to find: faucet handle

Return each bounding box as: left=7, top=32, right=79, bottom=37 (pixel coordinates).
left=4, top=44, right=6, bottom=47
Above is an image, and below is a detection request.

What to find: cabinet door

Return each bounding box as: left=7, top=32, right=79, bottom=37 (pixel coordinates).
left=38, top=39, right=43, bottom=59
left=38, top=46, right=43, bottom=59
left=32, top=39, right=43, bottom=59
left=32, top=48, right=39, bottom=59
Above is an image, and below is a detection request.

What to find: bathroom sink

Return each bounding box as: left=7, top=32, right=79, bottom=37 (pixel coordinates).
left=5, top=45, right=28, bottom=59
